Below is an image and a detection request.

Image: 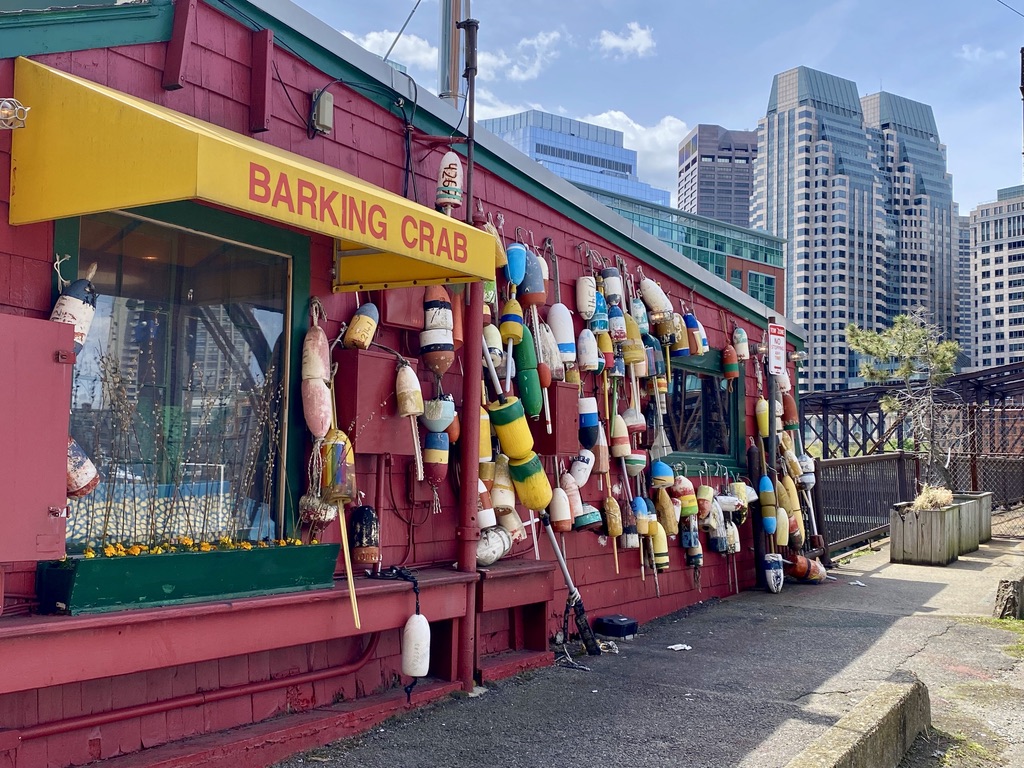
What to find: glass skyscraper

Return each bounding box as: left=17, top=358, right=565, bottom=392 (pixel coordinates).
left=677, top=124, right=757, bottom=228
left=752, top=66, right=957, bottom=391
left=480, top=110, right=671, bottom=206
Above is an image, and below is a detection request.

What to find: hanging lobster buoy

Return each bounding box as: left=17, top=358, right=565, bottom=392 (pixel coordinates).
left=685, top=519, right=703, bottom=568
left=610, top=414, right=630, bottom=458
left=683, top=311, right=701, bottom=356
left=782, top=392, right=800, bottom=429
left=67, top=436, right=100, bottom=498
left=420, top=396, right=456, bottom=433
left=631, top=496, right=649, bottom=536
left=549, top=487, right=572, bottom=533
left=630, top=296, right=650, bottom=335
left=594, top=423, right=610, bottom=476
left=424, top=286, right=453, bottom=331
left=755, top=397, right=770, bottom=439
left=547, top=304, right=576, bottom=364
left=479, top=406, right=493, bottom=462
left=423, top=431, right=450, bottom=486
left=696, top=319, right=710, bottom=355
left=343, top=303, right=379, bottom=350
left=499, top=298, right=524, bottom=347
left=732, top=326, right=750, bottom=361
left=301, top=379, right=333, bottom=440
left=576, top=275, right=597, bottom=320
left=668, top=313, right=689, bottom=358
left=619, top=496, right=640, bottom=549
left=696, top=484, right=715, bottom=520
left=402, top=612, right=431, bottom=677
left=397, top=361, right=425, bottom=480
left=504, top=242, right=527, bottom=286
left=574, top=503, right=604, bottom=532
left=51, top=263, right=98, bottom=354
left=477, top=478, right=497, bottom=529
left=518, top=247, right=547, bottom=308
left=674, top=475, right=699, bottom=518
left=489, top=396, right=534, bottom=460
left=654, top=487, right=677, bottom=536
left=597, top=331, right=614, bottom=372
left=590, top=291, right=609, bottom=334
left=608, top=304, right=626, bottom=342
left=493, top=455, right=527, bottom=542
left=483, top=324, right=505, bottom=377
left=708, top=502, right=728, bottom=552
left=601, top=266, right=623, bottom=306
left=759, top=475, right=778, bottom=535
left=577, top=329, right=599, bottom=372
left=722, top=344, right=739, bottom=381
left=508, top=451, right=553, bottom=511
left=350, top=505, right=381, bottom=564
left=624, top=449, right=647, bottom=477
left=479, top=460, right=495, bottom=495
left=436, top=149, right=464, bottom=210
left=477, top=526, right=513, bottom=567
left=537, top=323, right=565, bottom=381
left=419, top=328, right=455, bottom=378
left=639, top=276, right=673, bottom=325
left=514, top=325, right=542, bottom=419
left=560, top=471, right=584, bottom=523
left=774, top=370, right=792, bottom=394
left=726, top=520, right=741, bottom=554
left=570, top=449, right=595, bottom=489
left=578, top=397, right=600, bottom=449
left=321, top=427, right=356, bottom=504
left=764, top=553, right=785, bottom=593
left=651, top=521, right=670, bottom=571
left=650, top=460, right=674, bottom=489
left=604, top=496, right=623, bottom=537
left=775, top=507, right=789, bottom=547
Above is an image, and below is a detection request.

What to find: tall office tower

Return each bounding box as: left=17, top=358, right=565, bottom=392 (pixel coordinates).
left=480, top=110, right=671, bottom=206
left=970, top=186, right=1024, bottom=368
left=677, top=124, right=757, bottom=228
left=752, top=66, right=956, bottom=391
left=957, top=212, right=973, bottom=363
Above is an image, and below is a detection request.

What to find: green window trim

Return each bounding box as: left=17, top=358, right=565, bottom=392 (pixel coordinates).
left=54, top=201, right=311, bottom=537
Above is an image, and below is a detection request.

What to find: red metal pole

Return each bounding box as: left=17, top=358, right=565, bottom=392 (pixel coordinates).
left=455, top=280, right=482, bottom=692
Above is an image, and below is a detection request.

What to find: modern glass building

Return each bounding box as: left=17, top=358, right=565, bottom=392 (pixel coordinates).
left=677, top=124, right=757, bottom=228
left=480, top=110, right=671, bottom=206
left=752, top=66, right=957, bottom=391
left=578, top=182, right=786, bottom=314
left=957, top=211, right=973, bottom=363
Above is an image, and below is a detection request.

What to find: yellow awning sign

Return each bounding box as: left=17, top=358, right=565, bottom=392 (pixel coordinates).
left=10, top=57, right=495, bottom=291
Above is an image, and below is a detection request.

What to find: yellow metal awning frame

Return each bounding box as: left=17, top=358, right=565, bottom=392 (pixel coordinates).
left=10, top=57, right=496, bottom=292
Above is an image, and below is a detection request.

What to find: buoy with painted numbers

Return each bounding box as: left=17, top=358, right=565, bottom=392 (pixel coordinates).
left=343, top=303, right=379, bottom=350
left=50, top=262, right=98, bottom=354
left=435, top=150, right=464, bottom=210
left=402, top=612, right=431, bottom=678
left=732, top=326, right=750, bottom=361
left=577, top=275, right=597, bottom=321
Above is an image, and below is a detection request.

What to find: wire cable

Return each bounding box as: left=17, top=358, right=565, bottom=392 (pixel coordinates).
left=995, top=0, right=1024, bottom=19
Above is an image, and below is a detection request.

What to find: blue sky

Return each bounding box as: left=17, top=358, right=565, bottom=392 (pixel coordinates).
left=292, top=0, right=1024, bottom=213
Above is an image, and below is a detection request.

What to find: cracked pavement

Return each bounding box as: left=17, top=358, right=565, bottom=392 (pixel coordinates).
left=275, top=538, right=1024, bottom=768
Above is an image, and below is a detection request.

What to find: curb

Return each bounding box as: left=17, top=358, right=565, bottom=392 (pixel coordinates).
left=782, top=676, right=930, bottom=768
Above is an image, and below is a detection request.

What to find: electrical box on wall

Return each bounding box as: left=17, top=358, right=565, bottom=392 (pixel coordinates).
left=312, top=89, right=333, bottom=134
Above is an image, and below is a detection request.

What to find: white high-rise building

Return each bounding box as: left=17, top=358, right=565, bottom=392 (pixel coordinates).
left=752, top=66, right=957, bottom=391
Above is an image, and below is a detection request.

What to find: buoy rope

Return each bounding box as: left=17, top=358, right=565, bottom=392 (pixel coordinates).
left=53, top=253, right=72, bottom=291
left=367, top=565, right=421, bottom=615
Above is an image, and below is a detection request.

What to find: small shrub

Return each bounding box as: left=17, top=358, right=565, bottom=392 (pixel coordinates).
left=911, top=485, right=953, bottom=512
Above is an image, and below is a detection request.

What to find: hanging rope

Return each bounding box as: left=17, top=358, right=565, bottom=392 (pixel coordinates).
left=366, top=566, right=422, bottom=702
left=53, top=253, right=73, bottom=291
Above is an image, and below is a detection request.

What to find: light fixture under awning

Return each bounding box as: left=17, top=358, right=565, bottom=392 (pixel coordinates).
left=10, top=57, right=496, bottom=292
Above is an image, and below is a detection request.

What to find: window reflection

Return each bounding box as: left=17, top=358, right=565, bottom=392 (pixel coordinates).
left=666, top=367, right=732, bottom=455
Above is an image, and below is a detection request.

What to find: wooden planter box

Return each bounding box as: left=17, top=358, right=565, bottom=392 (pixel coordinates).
left=955, top=491, right=994, bottom=544
left=36, top=544, right=340, bottom=615
left=951, top=495, right=980, bottom=555
left=890, top=502, right=959, bottom=566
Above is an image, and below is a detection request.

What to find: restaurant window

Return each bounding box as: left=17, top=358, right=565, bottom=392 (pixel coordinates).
left=66, top=210, right=291, bottom=550
left=666, top=365, right=734, bottom=456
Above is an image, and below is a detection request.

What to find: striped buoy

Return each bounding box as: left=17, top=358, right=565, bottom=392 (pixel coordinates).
left=643, top=333, right=663, bottom=377
left=610, top=414, right=630, bottom=458
left=499, top=299, right=524, bottom=347
left=651, top=521, right=670, bottom=571
left=722, top=344, right=739, bottom=381
left=321, top=428, right=356, bottom=504
left=684, top=311, right=701, bottom=356
left=696, top=484, right=715, bottom=520
left=419, top=328, right=455, bottom=377
left=518, top=247, right=547, bottom=308
left=696, top=319, right=709, bottom=354
left=589, top=291, right=609, bottom=334
left=578, top=397, right=600, bottom=449
left=666, top=313, right=687, bottom=358
left=67, top=436, right=100, bottom=498
left=51, top=266, right=98, bottom=354
left=759, top=474, right=777, bottom=535
left=650, top=460, right=673, bottom=489
left=483, top=323, right=504, bottom=373
left=624, top=449, right=647, bottom=477
left=675, top=475, right=699, bottom=517
left=623, top=404, right=645, bottom=436
left=423, top=431, right=450, bottom=486
left=619, top=496, right=640, bottom=549
left=424, top=286, right=454, bottom=331
left=480, top=460, right=495, bottom=494
left=630, top=296, right=650, bottom=335
left=600, top=266, right=623, bottom=306
left=549, top=487, right=572, bottom=532
left=514, top=325, right=542, bottom=419
left=538, top=323, right=565, bottom=381
left=547, top=304, right=576, bottom=364
left=639, top=276, right=673, bottom=325
left=576, top=276, right=597, bottom=320
left=436, top=149, right=464, bottom=209
left=608, top=304, right=626, bottom=342
left=622, top=314, right=645, bottom=368
left=351, top=505, right=381, bottom=564
left=477, top=478, right=497, bottom=528
left=479, top=406, right=494, bottom=463
left=489, top=396, right=534, bottom=460
left=577, top=329, right=599, bottom=372
left=775, top=370, right=792, bottom=394
left=560, top=472, right=584, bottom=523
left=508, top=452, right=553, bottom=511
left=574, top=503, right=603, bottom=532
left=505, top=242, right=527, bottom=286
left=632, top=497, right=650, bottom=535
left=343, top=303, right=379, bottom=350
left=732, top=326, right=750, bottom=361
left=570, top=449, right=595, bottom=488
left=604, top=496, right=623, bottom=537
left=782, top=392, right=799, bottom=429
left=420, top=396, right=456, bottom=433
left=492, top=454, right=516, bottom=511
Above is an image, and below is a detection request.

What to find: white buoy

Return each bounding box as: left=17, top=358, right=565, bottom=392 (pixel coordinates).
left=577, top=328, right=599, bottom=372
left=478, top=478, right=497, bottom=528
left=569, top=449, right=595, bottom=489
left=732, top=326, right=750, bottom=361
left=435, top=150, right=464, bottom=210
left=402, top=613, right=431, bottom=678
left=547, top=303, right=576, bottom=364
left=576, top=275, right=597, bottom=320
left=639, top=276, right=673, bottom=324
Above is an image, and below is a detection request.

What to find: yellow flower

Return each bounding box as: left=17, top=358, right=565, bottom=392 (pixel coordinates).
left=310, top=539, right=319, bottom=545
left=179, top=536, right=194, bottom=547
left=238, top=541, right=253, bottom=550
left=276, top=539, right=287, bottom=547
left=199, top=541, right=214, bottom=552
left=103, top=545, right=117, bottom=557
left=83, top=551, right=96, bottom=559
left=127, top=545, right=143, bottom=556
left=256, top=541, right=269, bottom=548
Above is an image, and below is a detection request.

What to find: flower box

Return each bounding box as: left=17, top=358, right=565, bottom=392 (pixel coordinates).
left=890, top=502, right=959, bottom=566
left=36, top=543, right=340, bottom=615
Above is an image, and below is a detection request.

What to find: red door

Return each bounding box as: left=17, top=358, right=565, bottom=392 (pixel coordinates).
left=0, top=314, right=75, bottom=562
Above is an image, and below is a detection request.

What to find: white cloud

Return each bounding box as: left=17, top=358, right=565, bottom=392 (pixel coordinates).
left=479, top=30, right=563, bottom=82
left=594, top=22, right=655, bottom=59
left=342, top=29, right=438, bottom=71
left=955, top=44, right=1006, bottom=63
left=581, top=110, right=688, bottom=203
left=473, top=87, right=545, bottom=121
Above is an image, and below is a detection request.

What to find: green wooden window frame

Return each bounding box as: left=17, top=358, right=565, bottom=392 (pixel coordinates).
left=54, top=201, right=311, bottom=537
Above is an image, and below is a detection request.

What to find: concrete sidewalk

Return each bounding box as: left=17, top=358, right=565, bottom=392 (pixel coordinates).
left=275, top=538, right=1024, bottom=768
